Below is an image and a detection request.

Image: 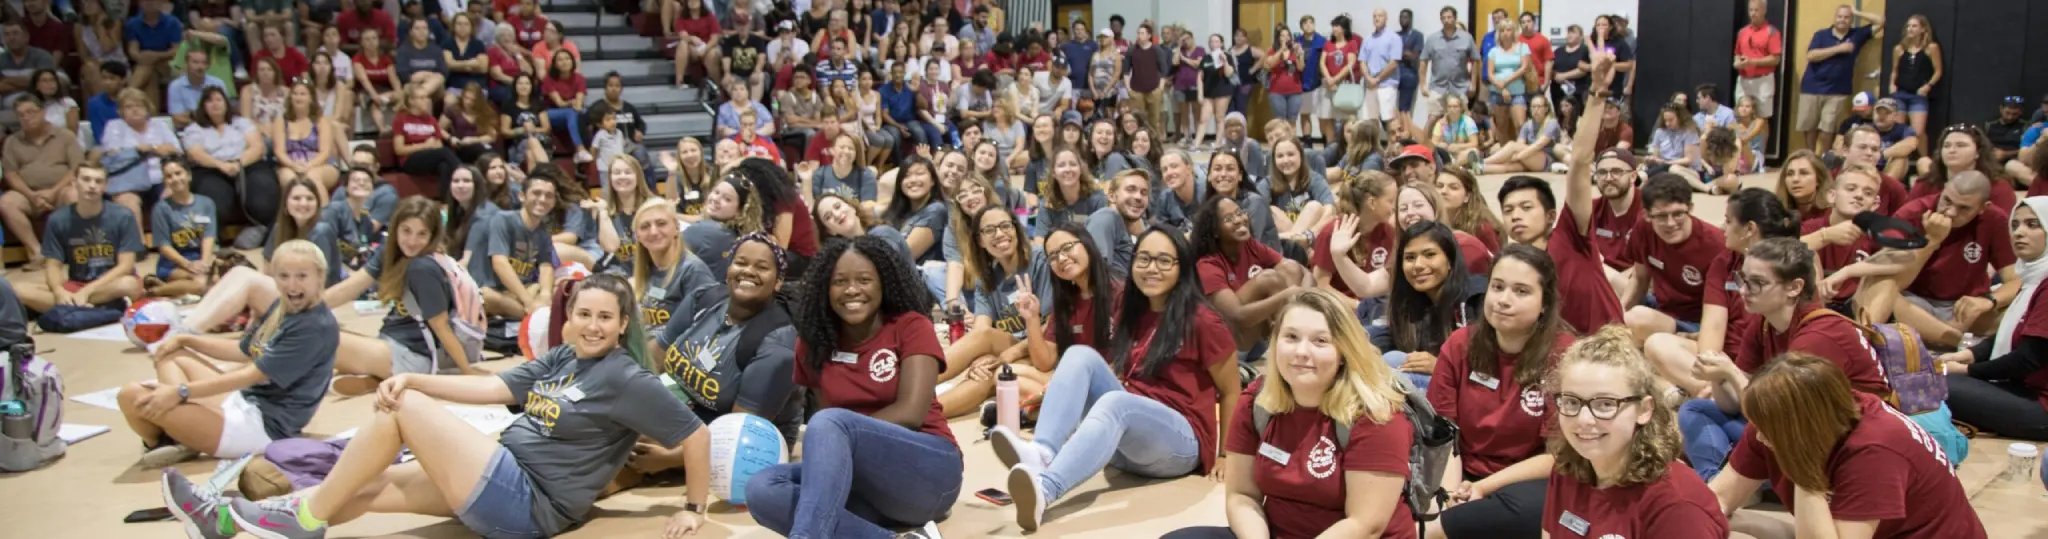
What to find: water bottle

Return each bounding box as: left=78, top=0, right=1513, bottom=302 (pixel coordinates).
left=1960, top=333, right=1984, bottom=351
left=2005, top=443, right=2039, bottom=484
left=947, top=302, right=967, bottom=343
left=0, top=400, right=32, bottom=439
left=995, top=365, right=1020, bottom=433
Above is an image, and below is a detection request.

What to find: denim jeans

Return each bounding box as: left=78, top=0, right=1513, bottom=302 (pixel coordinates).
left=1380, top=351, right=1431, bottom=393
left=746, top=408, right=964, bottom=539
left=1678, top=399, right=1746, bottom=481
left=1269, top=93, right=1305, bottom=122
left=919, top=260, right=947, bottom=305
left=546, top=108, right=586, bottom=147
left=907, top=121, right=947, bottom=149
left=1032, top=346, right=1201, bottom=501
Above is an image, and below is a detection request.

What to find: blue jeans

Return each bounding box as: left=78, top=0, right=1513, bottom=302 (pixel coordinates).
left=456, top=447, right=546, bottom=539
left=1381, top=351, right=1432, bottom=393
left=1890, top=91, right=1931, bottom=113
left=907, top=121, right=947, bottom=149
left=1032, top=346, right=1202, bottom=501
left=1678, top=399, right=1746, bottom=481
left=919, top=260, right=947, bottom=305
left=547, top=108, right=586, bottom=147
left=1269, top=93, right=1305, bottom=122
left=746, top=408, right=964, bottom=539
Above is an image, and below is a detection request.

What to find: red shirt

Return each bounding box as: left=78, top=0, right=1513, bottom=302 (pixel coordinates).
left=778, top=199, right=817, bottom=256
left=1471, top=220, right=1501, bottom=253
left=356, top=54, right=395, bottom=86
left=1198, top=240, right=1284, bottom=295
left=1728, top=393, right=1983, bottom=539
left=1702, top=251, right=1755, bottom=352
left=1122, top=307, right=1236, bottom=473
left=1044, top=289, right=1119, bottom=349
left=734, top=134, right=783, bottom=164
left=21, top=14, right=71, bottom=55
left=1908, top=176, right=2017, bottom=214
left=792, top=311, right=958, bottom=446
left=1517, top=33, right=1552, bottom=81
left=337, top=8, right=397, bottom=46
left=2032, top=173, right=2048, bottom=198
left=487, top=47, right=523, bottom=84
left=1550, top=211, right=1625, bottom=334
left=1877, top=174, right=1911, bottom=216
left=1589, top=194, right=1642, bottom=271
left=392, top=112, right=443, bottom=166
left=676, top=15, right=720, bottom=42
left=1429, top=327, right=1573, bottom=477
left=803, top=131, right=836, bottom=166
left=1454, top=231, right=1493, bottom=275
left=1320, top=39, right=1362, bottom=83
left=1619, top=217, right=1725, bottom=322
left=1543, top=461, right=1729, bottom=539
left=1268, top=50, right=1304, bottom=95
left=542, top=74, right=586, bottom=107
left=255, top=47, right=311, bottom=81
left=1226, top=379, right=1416, bottom=539
left=2011, top=285, right=2048, bottom=412
left=507, top=14, right=550, bottom=49
left=1802, top=216, right=1880, bottom=303
left=1734, top=23, right=1782, bottom=79
left=1740, top=305, right=1890, bottom=397
left=1311, top=219, right=1396, bottom=298
left=1017, top=51, right=1052, bottom=73
left=1894, top=196, right=2015, bottom=300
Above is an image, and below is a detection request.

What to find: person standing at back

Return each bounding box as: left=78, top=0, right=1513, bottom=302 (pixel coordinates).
left=1419, top=7, right=1478, bottom=125
left=1733, top=0, right=1782, bottom=120
left=1794, top=5, right=1882, bottom=153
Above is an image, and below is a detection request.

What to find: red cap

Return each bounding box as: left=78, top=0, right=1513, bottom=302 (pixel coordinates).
left=1389, top=144, right=1434, bottom=167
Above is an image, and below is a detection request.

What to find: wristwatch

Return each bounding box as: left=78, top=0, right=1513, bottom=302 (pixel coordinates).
left=176, top=384, right=190, bottom=404
left=683, top=502, right=708, bottom=515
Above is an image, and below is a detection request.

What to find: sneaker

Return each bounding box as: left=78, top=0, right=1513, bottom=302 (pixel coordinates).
left=1007, top=463, right=1047, bottom=531
left=1549, top=162, right=1570, bottom=174
left=139, top=443, right=200, bottom=469
left=989, top=425, right=1045, bottom=475
left=897, top=521, right=944, bottom=539
left=978, top=399, right=999, bottom=429
left=229, top=495, right=327, bottom=539
left=574, top=149, right=595, bottom=163
left=162, top=469, right=238, bottom=539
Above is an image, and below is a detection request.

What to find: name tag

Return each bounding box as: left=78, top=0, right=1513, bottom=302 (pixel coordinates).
left=1725, top=280, right=1741, bottom=292
left=1371, top=317, right=1388, bottom=327
left=1595, top=228, right=1616, bottom=238
left=1257, top=442, right=1291, bottom=466
left=660, top=373, right=679, bottom=388
left=1469, top=372, right=1500, bottom=390
left=832, top=351, right=860, bottom=364
left=503, top=323, right=520, bottom=338
left=645, top=286, right=668, bottom=301
left=1647, top=256, right=1665, bottom=270
left=686, top=190, right=702, bottom=200
left=193, top=216, right=212, bottom=224
left=562, top=386, right=586, bottom=402
left=1071, top=324, right=1084, bottom=334
left=1558, top=510, right=1590, bottom=536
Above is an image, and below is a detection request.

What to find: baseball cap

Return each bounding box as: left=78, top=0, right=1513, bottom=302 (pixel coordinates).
left=777, top=20, right=796, bottom=32
left=1852, top=92, right=1873, bottom=112
left=1873, top=97, right=1899, bottom=113
left=1388, top=144, right=1434, bottom=168
left=1597, top=148, right=1637, bottom=169
left=1098, top=29, right=1114, bottom=39
left=1061, top=110, right=1084, bottom=127
left=1852, top=211, right=1928, bottom=250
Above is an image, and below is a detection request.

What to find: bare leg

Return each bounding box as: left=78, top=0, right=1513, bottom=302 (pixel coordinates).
left=151, top=268, right=209, bottom=298
left=305, top=389, right=498, bottom=524
left=939, top=376, right=995, bottom=417
left=15, top=281, right=55, bottom=313
left=555, top=243, right=595, bottom=268
left=480, top=287, right=529, bottom=319
left=1644, top=333, right=1710, bottom=397
left=0, top=191, right=43, bottom=259
left=1893, top=299, right=1962, bottom=349
left=941, top=327, right=1014, bottom=383
left=1852, top=276, right=1900, bottom=324
left=87, top=275, right=145, bottom=305
left=183, top=266, right=277, bottom=332
left=1623, top=306, right=1679, bottom=346
left=308, top=164, right=341, bottom=192
left=117, top=353, right=231, bottom=454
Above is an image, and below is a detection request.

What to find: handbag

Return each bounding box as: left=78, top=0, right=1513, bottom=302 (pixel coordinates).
left=1332, top=82, right=1366, bottom=113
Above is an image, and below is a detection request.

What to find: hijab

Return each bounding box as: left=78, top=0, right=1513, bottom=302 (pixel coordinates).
left=1994, top=196, right=2048, bottom=358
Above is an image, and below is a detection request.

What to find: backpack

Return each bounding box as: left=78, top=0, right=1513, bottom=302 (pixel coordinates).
left=412, top=253, right=487, bottom=371
left=1251, top=376, right=1458, bottom=538
left=36, top=304, right=125, bottom=333
left=1802, top=310, right=1943, bottom=413
left=0, top=343, right=66, bottom=471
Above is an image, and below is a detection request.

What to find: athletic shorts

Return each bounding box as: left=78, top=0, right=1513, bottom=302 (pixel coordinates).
left=214, top=392, right=275, bottom=458
left=1795, top=93, right=1850, bottom=133
left=1363, top=87, right=1399, bottom=121
left=1901, top=293, right=1956, bottom=323
left=383, top=334, right=439, bottom=375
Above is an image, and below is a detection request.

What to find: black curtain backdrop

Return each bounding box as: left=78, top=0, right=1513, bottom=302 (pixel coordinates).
left=1634, top=0, right=1742, bottom=149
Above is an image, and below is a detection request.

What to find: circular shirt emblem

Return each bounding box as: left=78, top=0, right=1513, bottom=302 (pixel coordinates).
left=1245, top=264, right=1265, bottom=281
left=1306, top=436, right=1339, bottom=479
left=868, top=349, right=899, bottom=383
left=1964, top=242, right=1983, bottom=264
left=1371, top=247, right=1389, bottom=268
left=1681, top=265, right=1703, bottom=286
left=1520, top=387, right=1547, bottom=417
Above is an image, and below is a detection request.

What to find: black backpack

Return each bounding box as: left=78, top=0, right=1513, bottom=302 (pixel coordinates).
left=1250, top=377, right=1458, bottom=538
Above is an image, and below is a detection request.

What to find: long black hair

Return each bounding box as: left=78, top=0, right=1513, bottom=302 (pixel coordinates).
left=732, top=157, right=801, bottom=233
left=1388, top=221, right=1473, bottom=351
left=1046, top=222, right=1116, bottom=353
left=1728, top=187, right=1800, bottom=239
left=793, top=235, right=934, bottom=371
left=446, top=165, right=488, bottom=255
left=1109, top=225, right=1208, bottom=379
left=881, top=156, right=944, bottom=228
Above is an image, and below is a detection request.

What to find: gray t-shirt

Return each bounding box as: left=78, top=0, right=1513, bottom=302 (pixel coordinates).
left=900, top=200, right=949, bottom=264
left=1422, top=29, right=1479, bottom=94
left=331, top=183, right=400, bottom=228
left=1263, top=173, right=1334, bottom=221
left=394, top=41, right=448, bottom=83
left=966, top=247, right=1050, bottom=339
left=1085, top=206, right=1139, bottom=276
left=654, top=298, right=801, bottom=433
left=380, top=255, right=455, bottom=359
left=237, top=302, right=339, bottom=440
left=640, top=253, right=720, bottom=329
left=267, top=220, right=345, bottom=286
left=323, top=198, right=386, bottom=284
left=1651, top=128, right=1700, bottom=162
left=42, top=204, right=145, bottom=283
left=1034, top=191, right=1106, bottom=238
left=1520, top=118, right=1562, bottom=148
left=498, top=346, right=702, bottom=535
left=682, top=221, right=737, bottom=277
left=812, top=165, right=877, bottom=203
left=1149, top=181, right=1205, bottom=231
left=867, top=224, right=912, bottom=258
left=474, top=211, right=558, bottom=289
left=150, top=194, right=217, bottom=257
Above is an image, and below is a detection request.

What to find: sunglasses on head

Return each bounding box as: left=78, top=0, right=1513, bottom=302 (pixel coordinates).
left=2006, top=96, right=2026, bottom=105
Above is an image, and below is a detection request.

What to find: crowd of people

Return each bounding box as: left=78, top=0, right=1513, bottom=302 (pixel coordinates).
left=0, top=0, right=2037, bottom=537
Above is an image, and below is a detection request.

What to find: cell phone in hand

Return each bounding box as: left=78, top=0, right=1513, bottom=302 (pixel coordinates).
left=975, top=488, right=1013, bottom=506
left=124, top=507, right=175, bottom=523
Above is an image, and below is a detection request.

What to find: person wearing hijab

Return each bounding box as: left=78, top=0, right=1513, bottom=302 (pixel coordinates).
left=1941, top=196, right=2048, bottom=441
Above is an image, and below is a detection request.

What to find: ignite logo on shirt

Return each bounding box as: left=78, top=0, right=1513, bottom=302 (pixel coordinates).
left=664, top=339, right=724, bottom=405
left=168, top=217, right=207, bottom=249
left=1519, top=387, right=1546, bottom=416
left=70, top=227, right=116, bottom=267
left=524, top=374, right=578, bottom=434
left=868, top=349, right=899, bottom=382
left=1306, top=436, right=1338, bottom=479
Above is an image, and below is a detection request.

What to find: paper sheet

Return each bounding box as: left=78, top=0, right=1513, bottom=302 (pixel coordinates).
left=66, top=323, right=133, bottom=342
left=70, top=385, right=135, bottom=411
left=444, top=405, right=522, bottom=435
left=326, top=428, right=359, bottom=441
left=58, top=424, right=109, bottom=444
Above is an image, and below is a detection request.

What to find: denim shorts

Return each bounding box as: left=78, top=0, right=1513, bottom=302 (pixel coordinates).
left=1890, top=92, right=1930, bottom=114
left=457, top=447, right=546, bottom=539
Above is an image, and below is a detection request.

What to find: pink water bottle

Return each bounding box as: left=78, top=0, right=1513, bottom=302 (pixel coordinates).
left=995, top=364, right=1020, bottom=432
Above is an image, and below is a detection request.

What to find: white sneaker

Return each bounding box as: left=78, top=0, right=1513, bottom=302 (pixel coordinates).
left=1007, top=463, right=1046, bottom=531
left=139, top=443, right=201, bottom=469
left=989, top=425, right=1046, bottom=475
left=896, top=521, right=943, bottom=539
left=1549, top=162, right=1570, bottom=174
left=574, top=149, right=595, bottom=163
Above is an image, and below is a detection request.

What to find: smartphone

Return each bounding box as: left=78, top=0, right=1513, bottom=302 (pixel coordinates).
left=975, top=488, right=1013, bottom=506
left=124, top=507, right=175, bottom=523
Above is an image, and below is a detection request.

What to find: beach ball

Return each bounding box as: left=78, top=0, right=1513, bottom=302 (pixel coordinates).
left=123, top=299, right=180, bottom=348
left=518, top=307, right=553, bottom=361
left=708, top=414, right=788, bottom=505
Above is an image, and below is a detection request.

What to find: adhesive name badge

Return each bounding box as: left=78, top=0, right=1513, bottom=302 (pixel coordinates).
left=1071, top=324, right=1084, bottom=334
left=193, top=216, right=212, bottom=224
left=832, top=351, right=860, bottom=364
left=660, top=373, right=679, bottom=388
left=686, top=190, right=702, bottom=200
left=1647, top=256, right=1665, bottom=270
left=1257, top=442, right=1291, bottom=466
left=1469, top=372, right=1501, bottom=391
left=1725, top=280, right=1741, bottom=292
left=1558, top=510, right=1590, bottom=536
left=1595, top=228, right=1616, bottom=238
left=503, top=323, right=521, bottom=338
left=562, top=386, right=586, bottom=402
left=645, top=286, right=668, bottom=301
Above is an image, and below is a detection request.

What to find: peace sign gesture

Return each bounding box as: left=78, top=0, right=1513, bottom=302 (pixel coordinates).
left=1014, top=275, right=1042, bottom=327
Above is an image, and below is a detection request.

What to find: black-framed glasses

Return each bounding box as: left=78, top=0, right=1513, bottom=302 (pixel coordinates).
left=1594, top=167, right=1633, bottom=179
left=1555, top=393, right=1648, bottom=419
left=1132, top=253, right=1179, bottom=269
left=978, top=224, right=1015, bottom=237
left=1048, top=240, right=1085, bottom=262
left=1644, top=209, right=1690, bottom=224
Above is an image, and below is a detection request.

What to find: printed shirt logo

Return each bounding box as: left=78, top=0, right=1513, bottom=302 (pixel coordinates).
left=1964, top=242, right=1983, bottom=264
left=1371, top=246, right=1389, bottom=269
left=1597, top=535, right=1627, bottom=539
left=523, top=374, right=577, bottom=435
left=1681, top=265, right=1703, bottom=286
left=1306, top=435, right=1339, bottom=479
left=664, top=337, right=725, bottom=405
left=1520, top=387, right=1546, bottom=416
left=72, top=227, right=115, bottom=268
left=169, top=214, right=206, bottom=250
left=869, top=348, right=899, bottom=382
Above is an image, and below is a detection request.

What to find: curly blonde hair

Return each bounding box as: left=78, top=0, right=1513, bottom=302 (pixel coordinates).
left=1546, top=326, right=1683, bottom=487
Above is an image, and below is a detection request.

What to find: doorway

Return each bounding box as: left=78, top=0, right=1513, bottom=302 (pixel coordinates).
left=1236, top=0, right=1284, bottom=128
left=1476, top=0, right=1543, bottom=36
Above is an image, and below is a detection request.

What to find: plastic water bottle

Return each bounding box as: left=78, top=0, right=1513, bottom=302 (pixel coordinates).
left=947, top=303, right=967, bottom=343
left=995, top=365, right=1020, bottom=433
left=0, top=400, right=32, bottom=439
left=1960, top=333, right=1984, bottom=350
left=2006, top=443, right=2039, bottom=482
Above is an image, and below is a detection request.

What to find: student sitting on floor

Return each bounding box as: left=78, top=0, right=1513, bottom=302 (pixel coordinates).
left=176, top=170, right=373, bottom=335
left=1496, top=83, right=1625, bottom=335
left=1645, top=188, right=1800, bottom=398
left=193, top=274, right=715, bottom=539
left=748, top=236, right=959, bottom=538
left=1086, top=169, right=1155, bottom=275
left=1890, top=171, right=2019, bottom=349
left=1710, top=353, right=1986, bottom=539
left=1356, top=222, right=1486, bottom=392
left=1191, top=194, right=1312, bottom=360
left=1017, top=222, right=1119, bottom=403
left=121, top=240, right=338, bottom=470
left=1616, top=174, right=1726, bottom=345
left=1941, top=195, right=2048, bottom=442
left=1541, top=326, right=1729, bottom=539
left=1311, top=173, right=1399, bottom=301
left=991, top=226, right=1241, bottom=531
left=589, top=155, right=659, bottom=274
left=265, top=179, right=344, bottom=281
left=473, top=175, right=561, bottom=318
left=939, top=205, right=1050, bottom=417
left=1205, top=150, right=1284, bottom=248
left=327, top=198, right=487, bottom=395
left=1798, top=166, right=1907, bottom=322
left=18, top=165, right=145, bottom=314
left=145, top=159, right=219, bottom=298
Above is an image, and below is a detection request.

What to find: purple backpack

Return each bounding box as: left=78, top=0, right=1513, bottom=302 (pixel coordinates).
left=1803, top=310, right=1943, bottom=413
left=0, top=345, right=66, bottom=471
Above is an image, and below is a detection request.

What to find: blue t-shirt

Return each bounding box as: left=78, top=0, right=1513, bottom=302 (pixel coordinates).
left=1298, top=32, right=1327, bottom=90
left=1059, top=40, right=1099, bottom=88
left=967, top=247, right=1050, bottom=340
left=125, top=14, right=185, bottom=52
left=879, top=82, right=917, bottom=124
left=1800, top=26, right=1874, bottom=95
left=87, top=93, right=120, bottom=145
left=43, top=204, right=146, bottom=283
left=444, top=37, right=489, bottom=94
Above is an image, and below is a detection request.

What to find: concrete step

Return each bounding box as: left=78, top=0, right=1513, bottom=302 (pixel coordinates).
left=579, top=58, right=672, bottom=79
left=569, top=34, right=661, bottom=54
left=547, top=11, right=628, bottom=29
left=643, top=111, right=717, bottom=146
left=617, top=85, right=712, bottom=112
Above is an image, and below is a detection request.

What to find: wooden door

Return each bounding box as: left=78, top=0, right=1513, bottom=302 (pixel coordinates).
left=1475, top=0, right=1543, bottom=37
left=1237, top=0, right=1285, bottom=129
left=1055, top=5, right=1091, bottom=34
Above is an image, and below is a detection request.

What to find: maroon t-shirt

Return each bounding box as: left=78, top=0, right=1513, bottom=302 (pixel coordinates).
left=1125, top=44, right=1164, bottom=92
left=1122, top=307, right=1236, bottom=473
left=1740, top=305, right=1890, bottom=397
left=506, top=13, right=549, bottom=49
left=1471, top=220, right=1501, bottom=253
left=1043, top=288, right=1119, bottom=349
left=1589, top=195, right=1642, bottom=271
left=1619, top=217, right=1725, bottom=322
left=1802, top=216, right=1881, bottom=303
left=777, top=199, right=818, bottom=256
left=1429, top=327, right=1573, bottom=477
left=337, top=8, right=397, bottom=46
left=1311, top=218, right=1397, bottom=299
left=792, top=311, right=958, bottom=446
left=1550, top=211, right=1625, bottom=334
left=1728, top=393, right=1984, bottom=539
left=1198, top=241, right=1284, bottom=295
left=22, top=14, right=71, bottom=55
left=1541, top=461, right=1729, bottom=539
left=255, top=47, right=311, bottom=82
left=542, top=73, right=587, bottom=107
left=2012, top=284, right=2048, bottom=412
left=1227, top=380, right=1416, bottom=539
left=392, top=112, right=443, bottom=166
left=1894, top=196, right=2015, bottom=300
left=1454, top=231, right=1493, bottom=275
left=1701, top=250, right=1754, bottom=352
left=1908, top=176, right=2017, bottom=214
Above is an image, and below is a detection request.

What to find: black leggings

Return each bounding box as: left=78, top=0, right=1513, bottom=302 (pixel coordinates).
left=189, top=165, right=245, bottom=226
left=1439, top=477, right=1547, bottom=539
left=239, top=162, right=280, bottom=227
left=1160, top=527, right=1238, bottom=539
left=1946, top=374, right=2048, bottom=441
left=401, top=147, right=463, bottom=195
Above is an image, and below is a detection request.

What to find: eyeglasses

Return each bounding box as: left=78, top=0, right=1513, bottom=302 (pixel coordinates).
left=978, top=224, right=1015, bottom=237
left=1554, top=393, right=1648, bottom=420
left=1049, top=240, right=1085, bottom=262
left=1644, top=210, right=1690, bottom=224
left=1132, top=253, right=1179, bottom=269
left=1593, top=167, right=1633, bottom=179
